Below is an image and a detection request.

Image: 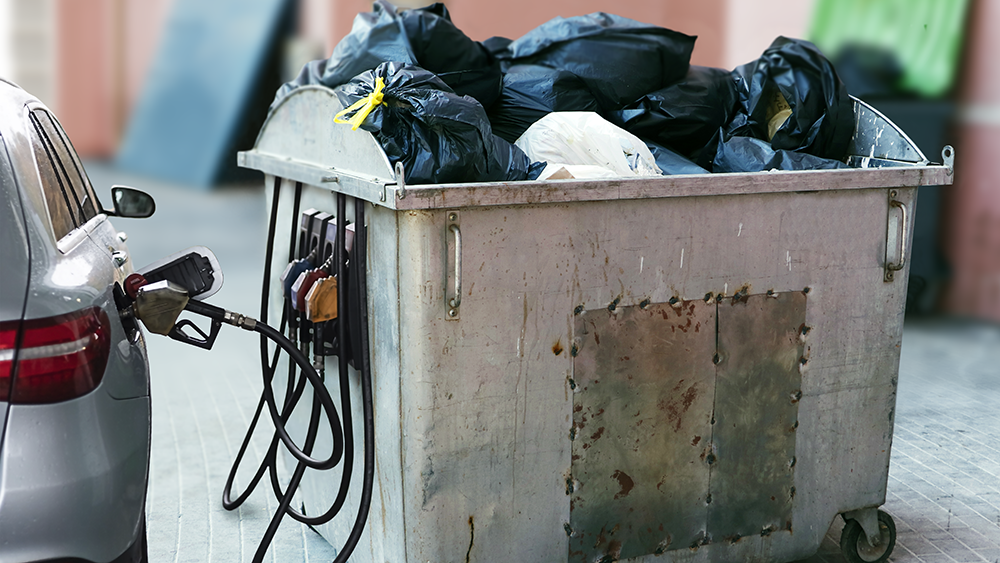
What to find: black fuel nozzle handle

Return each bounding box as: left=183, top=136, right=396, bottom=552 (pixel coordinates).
left=166, top=298, right=258, bottom=350
left=160, top=298, right=225, bottom=350
left=185, top=298, right=259, bottom=331
left=166, top=299, right=225, bottom=349
left=168, top=318, right=222, bottom=350
left=184, top=298, right=225, bottom=321
left=128, top=271, right=258, bottom=351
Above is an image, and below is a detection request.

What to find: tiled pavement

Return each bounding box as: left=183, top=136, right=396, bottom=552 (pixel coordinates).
left=86, top=161, right=1000, bottom=562
left=801, top=319, right=1000, bottom=563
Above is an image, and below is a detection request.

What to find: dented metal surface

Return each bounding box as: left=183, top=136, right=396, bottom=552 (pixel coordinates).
left=570, top=294, right=806, bottom=560
left=708, top=292, right=805, bottom=541
left=570, top=300, right=716, bottom=561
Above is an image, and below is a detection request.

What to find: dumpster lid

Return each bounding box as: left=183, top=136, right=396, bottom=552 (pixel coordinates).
left=239, top=87, right=953, bottom=210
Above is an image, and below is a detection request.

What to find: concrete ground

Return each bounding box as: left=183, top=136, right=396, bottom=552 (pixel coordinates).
left=86, top=161, right=1000, bottom=562
left=802, top=318, right=1000, bottom=563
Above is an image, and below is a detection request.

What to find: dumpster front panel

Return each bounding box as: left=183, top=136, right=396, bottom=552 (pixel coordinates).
left=300, top=185, right=916, bottom=563
left=707, top=291, right=805, bottom=541
left=570, top=300, right=717, bottom=561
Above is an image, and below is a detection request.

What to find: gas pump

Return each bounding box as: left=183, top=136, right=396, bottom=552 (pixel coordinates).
left=121, top=188, right=374, bottom=563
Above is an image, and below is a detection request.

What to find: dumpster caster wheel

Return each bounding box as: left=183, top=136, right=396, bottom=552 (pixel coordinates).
left=840, top=510, right=896, bottom=563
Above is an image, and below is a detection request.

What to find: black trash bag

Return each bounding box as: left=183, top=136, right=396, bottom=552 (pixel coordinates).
left=645, top=141, right=709, bottom=175
left=272, top=1, right=407, bottom=105
left=399, top=3, right=502, bottom=107
left=487, top=64, right=601, bottom=143
left=482, top=36, right=513, bottom=57
left=335, top=62, right=531, bottom=185
left=726, top=36, right=854, bottom=161
left=607, top=66, right=740, bottom=162
left=502, top=12, right=696, bottom=111
left=274, top=1, right=501, bottom=109
left=712, top=135, right=846, bottom=173
left=526, top=160, right=548, bottom=180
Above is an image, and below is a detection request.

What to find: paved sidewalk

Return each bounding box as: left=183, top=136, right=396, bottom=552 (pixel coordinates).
left=87, top=161, right=1000, bottom=562
left=801, top=319, right=1000, bottom=563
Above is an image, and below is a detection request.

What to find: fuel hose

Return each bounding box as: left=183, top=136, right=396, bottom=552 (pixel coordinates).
left=197, top=178, right=375, bottom=563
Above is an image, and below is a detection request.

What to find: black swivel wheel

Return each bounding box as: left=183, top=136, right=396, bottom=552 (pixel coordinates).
left=840, top=510, right=896, bottom=563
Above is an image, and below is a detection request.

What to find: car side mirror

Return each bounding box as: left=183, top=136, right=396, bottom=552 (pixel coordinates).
left=109, top=186, right=155, bottom=218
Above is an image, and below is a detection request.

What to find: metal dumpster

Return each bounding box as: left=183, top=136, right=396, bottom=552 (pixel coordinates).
left=238, top=86, right=954, bottom=563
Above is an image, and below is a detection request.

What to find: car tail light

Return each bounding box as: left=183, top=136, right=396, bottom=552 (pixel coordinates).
left=0, top=307, right=111, bottom=404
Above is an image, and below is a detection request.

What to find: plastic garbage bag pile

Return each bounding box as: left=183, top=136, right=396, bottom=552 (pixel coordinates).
left=273, top=1, right=853, bottom=184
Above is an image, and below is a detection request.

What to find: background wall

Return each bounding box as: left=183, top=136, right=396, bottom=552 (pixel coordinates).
left=8, top=0, right=55, bottom=112
left=298, top=0, right=813, bottom=71
left=942, top=0, right=1000, bottom=319
left=4, top=0, right=815, bottom=156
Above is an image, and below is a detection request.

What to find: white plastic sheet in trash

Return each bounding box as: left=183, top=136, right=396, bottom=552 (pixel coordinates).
left=515, top=112, right=662, bottom=178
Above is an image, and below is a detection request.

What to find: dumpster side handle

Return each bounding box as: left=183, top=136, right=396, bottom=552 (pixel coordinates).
left=884, top=191, right=910, bottom=282
left=447, top=212, right=461, bottom=319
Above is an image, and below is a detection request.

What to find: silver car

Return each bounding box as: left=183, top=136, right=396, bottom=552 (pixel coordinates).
left=0, top=79, right=153, bottom=562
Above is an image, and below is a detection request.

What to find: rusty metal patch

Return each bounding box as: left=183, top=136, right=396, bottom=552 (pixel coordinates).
left=707, top=291, right=805, bottom=540
left=570, top=300, right=716, bottom=562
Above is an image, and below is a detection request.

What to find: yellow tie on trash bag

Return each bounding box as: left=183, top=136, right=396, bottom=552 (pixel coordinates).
left=334, top=77, right=386, bottom=131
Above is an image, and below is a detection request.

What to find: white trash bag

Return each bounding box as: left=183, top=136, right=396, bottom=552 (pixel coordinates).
left=536, top=164, right=619, bottom=181
left=515, top=112, right=662, bottom=178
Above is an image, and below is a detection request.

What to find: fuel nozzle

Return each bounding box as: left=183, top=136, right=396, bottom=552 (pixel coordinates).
left=131, top=278, right=190, bottom=335
left=124, top=267, right=252, bottom=351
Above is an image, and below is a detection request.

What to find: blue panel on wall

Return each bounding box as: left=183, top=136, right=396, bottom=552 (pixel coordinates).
left=116, top=0, right=289, bottom=188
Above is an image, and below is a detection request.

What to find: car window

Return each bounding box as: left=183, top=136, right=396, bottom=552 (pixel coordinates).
left=26, top=109, right=98, bottom=241
left=27, top=112, right=78, bottom=240
left=32, top=110, right=99, bottom=221
left=37, top=110, right=101, bottom=217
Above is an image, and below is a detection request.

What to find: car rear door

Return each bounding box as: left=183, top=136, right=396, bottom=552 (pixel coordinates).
left=0, top=140, right=31, bottom=443
left=19, top=107, right=149, bottom=400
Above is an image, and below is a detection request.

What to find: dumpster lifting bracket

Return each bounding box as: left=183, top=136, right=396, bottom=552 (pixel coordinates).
left=942, top=145, right=955, bottom=176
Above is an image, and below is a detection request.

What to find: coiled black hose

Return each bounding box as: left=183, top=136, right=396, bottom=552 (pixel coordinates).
left=212, top=178, right=375, bottom=563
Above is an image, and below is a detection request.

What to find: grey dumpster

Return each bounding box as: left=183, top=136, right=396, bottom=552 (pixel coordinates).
left=238, top=87, right=954, bottom=563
